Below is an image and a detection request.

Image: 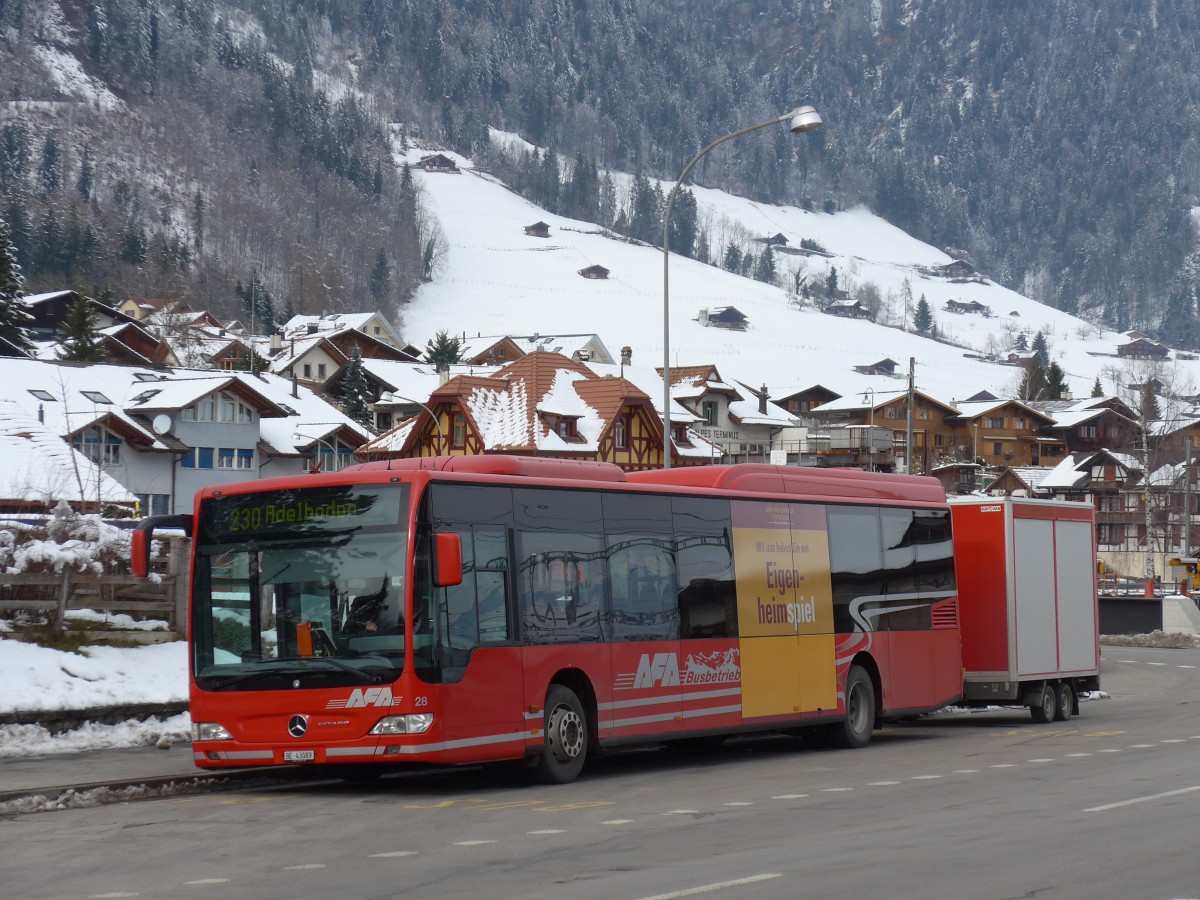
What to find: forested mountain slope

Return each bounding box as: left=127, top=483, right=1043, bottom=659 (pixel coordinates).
left=2, top=0, right=1198, bottom=342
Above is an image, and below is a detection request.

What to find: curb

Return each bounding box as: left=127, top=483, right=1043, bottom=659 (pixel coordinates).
left=0, top=702, right=189, bottom=732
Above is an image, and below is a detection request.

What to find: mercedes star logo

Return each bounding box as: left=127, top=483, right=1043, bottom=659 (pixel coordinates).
left=288, top=715, right=308, bottom=738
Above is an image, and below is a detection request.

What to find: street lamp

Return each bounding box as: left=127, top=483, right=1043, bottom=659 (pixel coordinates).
left=379, top=391, right=446, bottom=456
left=661, top=105, right=823, bottom=468
left=292, top=430, right=339, bottom=473
left=860, top=389, right=875, bottom=471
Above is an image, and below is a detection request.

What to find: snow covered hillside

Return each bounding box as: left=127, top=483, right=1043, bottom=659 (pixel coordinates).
left=398, top=143, right=1193, bottom=406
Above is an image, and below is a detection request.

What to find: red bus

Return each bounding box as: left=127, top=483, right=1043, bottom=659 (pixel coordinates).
left=132, top=456, right=963, bottom=784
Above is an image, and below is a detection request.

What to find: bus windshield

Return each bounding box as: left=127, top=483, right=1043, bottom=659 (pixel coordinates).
left=192, top=484, right=410, bottom=691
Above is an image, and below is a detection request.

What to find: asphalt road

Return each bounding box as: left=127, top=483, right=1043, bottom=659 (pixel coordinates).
left=4, top=646, right=1200, bottom=900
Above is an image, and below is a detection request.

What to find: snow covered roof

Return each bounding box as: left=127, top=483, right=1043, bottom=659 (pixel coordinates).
left=0, top=400, right=137, bottom=508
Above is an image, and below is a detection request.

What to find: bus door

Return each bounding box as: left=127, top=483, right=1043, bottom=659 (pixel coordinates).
left=430, top=524, right=525, bottom=759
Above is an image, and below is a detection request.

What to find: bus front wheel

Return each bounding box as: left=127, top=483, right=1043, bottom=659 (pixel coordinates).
left=830, top=665, right=875, bottom=749
left=535, top=685, right=588, bottom=784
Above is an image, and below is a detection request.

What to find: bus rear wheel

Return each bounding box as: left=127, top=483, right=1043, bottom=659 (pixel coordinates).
left=830, top=665, right=875, bottom=749
left=534, top=685, right=588, bottom=784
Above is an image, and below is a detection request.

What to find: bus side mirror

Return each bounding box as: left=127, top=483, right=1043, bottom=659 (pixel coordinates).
left=130, top=514, right=194, bottom=578
left=131, top=527, right=150, bottom=578
left=434, top=532, right=464, bottom=587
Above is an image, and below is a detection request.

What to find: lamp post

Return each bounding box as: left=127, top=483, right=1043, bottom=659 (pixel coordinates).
left=861, top=388, right=875, bottom=471
left=661, top=105, right=823, bottom=469
left=379, top=391, right=446, bottom=456
left=292, top=431, right=339, bottom=473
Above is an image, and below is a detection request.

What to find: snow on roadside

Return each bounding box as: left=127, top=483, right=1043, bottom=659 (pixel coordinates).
left=0, top=712, right=190, bottom=759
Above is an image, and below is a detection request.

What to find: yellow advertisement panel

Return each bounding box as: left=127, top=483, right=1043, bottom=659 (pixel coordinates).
left=732, top=501, right=836, bottom=718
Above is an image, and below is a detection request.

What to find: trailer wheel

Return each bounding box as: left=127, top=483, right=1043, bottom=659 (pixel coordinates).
left=1030, top=683, right=1056, bottom=724
left=830, top=665, right=875, bottom=749
left=534, top=685, right=588, bottom=784
left=1054, top=682, right=1074, bottom=722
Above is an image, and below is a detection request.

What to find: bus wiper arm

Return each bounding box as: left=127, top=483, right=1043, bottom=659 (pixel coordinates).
left=273, top=656, right=384, bottom=683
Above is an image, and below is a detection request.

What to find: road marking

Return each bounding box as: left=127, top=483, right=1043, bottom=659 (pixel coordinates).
left=1099, top=748, right=1123, bottom=753
left=1146, top=662, right=1167, bottom=666
left=635, top=873, right=783, bottom=899
left=821, top=787, right=854, bottom=792
left=1178, top=665, right=1195, bottom=669
left=869, top=781, right=901, bottom=786
left=90, top=894, right=139, bottom=898
left=663, top=809, right=699, bottom=815
left=953, top=769, right=980, bottom=774
left=1027, top=758, right=1055, bottom=763
left=529, top=829, right=565, bottom=834
left=990, top=764, right=1017, bottom=768
left=602, top=819, right=634, bottom=825
left=1087, top=731, right=1126, bottom=737
left=370, top=851, right=416, bottom=858
left=771, top=794, right=808, bottom=799
left=722, top=801, right=753, bottom=807
left=536, top=801, right=615, bottom=812
left=1066, top=753, right=1091, bottom=757
left=1129, top=744, right=1156, bottom=749
left=1162, top=739, right=1187, bottom=744
left=911, top=775, right=943, bottom=780
left=454, top=840, right=497, bottom=846
left=283, top=864, right=326, bottom=870
left=183, top=880, right=230, bottom=886
left=1085, top=786, right=1200, bottom=813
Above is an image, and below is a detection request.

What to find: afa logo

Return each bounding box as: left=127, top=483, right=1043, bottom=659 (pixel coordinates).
left=325, top=687, right=402, bottom=709
left=633, top=653, right=680, bottom=689
left=615, top=649, right=741, bottom=690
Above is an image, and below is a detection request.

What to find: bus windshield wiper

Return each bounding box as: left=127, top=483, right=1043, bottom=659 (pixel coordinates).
left=272, top=656, right=385, bottom=683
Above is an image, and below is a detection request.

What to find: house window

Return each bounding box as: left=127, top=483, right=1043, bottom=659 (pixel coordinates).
left=237, top=449, right=254, bottom=469
left=452, top=414, right=466, bottom=448
left=303, top=363, right=312, bottom=379
left=1097, top=524, right=1122, bottom=546
left=135, top=494, right=170, bottom=517
left=238, top=402, right=254, bottom=424
left=376, top=411, right=393, bottom=431
left=180, top=447, right=214, bottom=469
left=934, top=433, right=945, bottom=448
left=919, top=408, right=928, bottom=420
left=1080, top=424, right=1098, bottom=439
left=1014, top=417, right=1026, bottom=431
left=373, top=326, right=381, bottom=335
left=317, top=363, right=327, bottom=379
left=672, top=425, right=690, bottom=444
left=613, top=417, right=627, bottom=449
left=985, top=416, right=1004, bottom=429
left=195, top=397, right=215, bottom=421
left=28, top=389, right=55, bottom=402
left=219, top=393, right=236, bottom=423
left=81, top=391, right=112, bottom=404
left=993, top=442, right=1003, bottom=456
left=72, top=426, right=121, bottom=466
left=557, top=420, right=572, bottom=438
left=218, top=448, right=235, bottom=468
left=701, top=401, right=718, bottom=426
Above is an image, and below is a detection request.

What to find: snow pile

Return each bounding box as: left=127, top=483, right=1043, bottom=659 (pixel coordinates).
left=0, top=639, right=187, bottom=714
left=0, top=712, right=190, bottom=760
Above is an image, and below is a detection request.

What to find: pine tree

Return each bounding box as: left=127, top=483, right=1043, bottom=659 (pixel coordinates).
left=59, top=296, right=107, bottom=363
left=424, top=329, right=462, bottom=369
left=1031, top=331, right=1050, bottom=368
left=721, top=242, right=741, bottom=273
left=76, top=143, right=93, bottom=201
left=825, top=266, right=839, bottom=297
left=1140, top=383, right=1161, bottom=422
left=668, top=187, right=697, bottom=258
left=237, top=268, right=276, bottom=335
left=370, top=250, right=391, bottom=305
left=0, top=217, right=34, bottom=352
left=753, top=245, right=776, bottom=284
left=913, top=295, right=934, bottom=336
left=337, top=347, right=372, bottom=425
left=1045, top=361, right=1067, bottom=400
left=1092, top=375, right=1104, bottom=397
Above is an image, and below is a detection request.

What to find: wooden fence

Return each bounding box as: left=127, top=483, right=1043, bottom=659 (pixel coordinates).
left=0, top=539, right=189, bottom=633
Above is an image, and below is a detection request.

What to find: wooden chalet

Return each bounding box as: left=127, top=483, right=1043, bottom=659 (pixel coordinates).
left=1118, top=337, right=1170, bottom=360
left=944, top=299, right=990, bottom=315
left=827, top=298, right=871, bottom=319
left=776, top=385, right=841, bottom=418
left=356, top=352, right=707, bottom=471
left=418, top=153, right=459, bottom=173
left=948, top=398, right=1064, bottom=468
left=700, top=306, right=749, bottom=330
left=524, top=221, right=551, bottom=238
left=578, top=264, right=610, bottom=280
left=853, top=358, right=899, bottom=377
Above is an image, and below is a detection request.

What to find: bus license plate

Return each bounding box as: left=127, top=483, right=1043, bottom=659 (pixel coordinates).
left=284, top=750, right=316, bottom=763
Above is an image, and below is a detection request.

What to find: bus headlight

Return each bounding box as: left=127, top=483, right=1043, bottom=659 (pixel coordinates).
left=370, top=714, right=434, bottom=735
left=191, top=722, right=234, bottom=742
